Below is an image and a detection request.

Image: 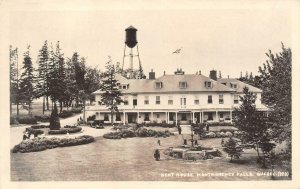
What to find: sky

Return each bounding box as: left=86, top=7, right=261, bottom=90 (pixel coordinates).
left=5, top=0, right=294, bottom=78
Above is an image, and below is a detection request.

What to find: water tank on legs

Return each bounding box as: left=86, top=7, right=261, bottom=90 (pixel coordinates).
left=125, top=26, right=138, bottom=48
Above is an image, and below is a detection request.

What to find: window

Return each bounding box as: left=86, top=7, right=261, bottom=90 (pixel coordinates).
left=104, top=114, right=109, bottom=121
left=181, top=113, right=187, bottom=121
left=144, top=96, right=149, bottom=105
left=220, top=113, right=224, bottom=118
left=230, top=82, right=238, bottom=89
left=180, top=98, right=186, bottom=106
left=156, top=114, right=160, bottom=118
left=208, top=95, right=212, bottom=104
left=156, top=96, right=160, bottom=104
left=179, top=81, right=187, bottom=89
left=194, top=96, right=199, bottom=105
left=234, top=95, right=239, bottom=104
left=205, top=81, right=212, bottom=88
left=219, top=94, right=224, bottom=104
left=115, top=113, right=121, bottom=121
left=124, top=96, right=129, bottom=105
left=221, top=82, right=227, bottom=86
left=169, top=113, right=174, bottom=121
left=168, top=96, right=173, bottom=105
left=155, top=82, right=163, bottom=89
left=123, top=85, right=127, bottom=89
left=133, top=99, right=137, bottom=106
left=207, top=113, right=213, bottom=120
left=144, top=113, right=150, bottom=121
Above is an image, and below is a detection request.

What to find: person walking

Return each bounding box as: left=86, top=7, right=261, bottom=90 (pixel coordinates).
left=178, top=126, right=182, bottom=135
left=154, top=149, right=160, bottom=161
left=157, top=139, right=161, bottom=146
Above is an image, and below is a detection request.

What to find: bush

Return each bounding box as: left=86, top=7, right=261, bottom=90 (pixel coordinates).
left=87, top=115, right=96, bottom=122
left=31, top=125, right=49, bottom=129
left=69, top=108, right=82, bottom=114
left=12, top=135, right=95, bottom=153
left=48, top=126, right=82, bottom=135
left=58, top=111, right=73, bottom=118
left=103, top=127, right=173, bottom=139
left=143, top=123, right=176, bottom=128
left=17, top=116, right=37, bottom=124
left=34, top=115, right=50, bottom=122
left=10, top=116, right=19, bottom=124
left=26, top=128, right=44, bottom=135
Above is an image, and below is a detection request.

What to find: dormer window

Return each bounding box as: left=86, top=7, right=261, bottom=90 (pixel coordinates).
left=221, top=82, right=227, bottom=86
left=205, top=81, right=213, bottom=88
left=119, top=84, right=129, bottom=90
left=155, top=82, right=163, bottom=89
left=230, top=82, right=238, bottom=89
left=179, top=81, right=187, bottom=89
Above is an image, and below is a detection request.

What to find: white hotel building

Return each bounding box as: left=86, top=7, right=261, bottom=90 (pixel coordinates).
left=85, top=69, right=268, bottom=125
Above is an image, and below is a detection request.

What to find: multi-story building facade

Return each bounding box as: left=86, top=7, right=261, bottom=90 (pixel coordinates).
left=85, top=69, right=268, bottom=125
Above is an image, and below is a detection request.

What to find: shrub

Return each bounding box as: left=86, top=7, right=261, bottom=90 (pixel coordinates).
left=225, top=131, right=233, bottom=137
left=103, top=127, right=173, bottom=139
left=69, top=108, right=82, bottom=114
left=34, top=115, right=50, bottom=122
left=220, top=128, right=238, bottom=133
left=58, top=111, right=73, bottom=118
left=17, top=116, right=37, bottom=124
left=50, top=104, right=60, bottom=130
left=26, top=128, right=44, bottom=135
left=87, top=115, right=96, bottom=122
left=223, top=137, right=243, bottom=162
left=10, top=116, right=19, bottom=124
left=12, top=135, right=95, bottom=153
left=48, top=127, right=82, bottom=135
left=31, top=125, right=49, bottom=129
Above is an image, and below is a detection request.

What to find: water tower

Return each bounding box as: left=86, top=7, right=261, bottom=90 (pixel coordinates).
left=122, top=26, right=144, bottom=79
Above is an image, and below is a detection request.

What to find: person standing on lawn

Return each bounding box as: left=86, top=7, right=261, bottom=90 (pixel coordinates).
left=178, top=125, right=182, bottom=135
left=154, top=149, right=160, bottom=161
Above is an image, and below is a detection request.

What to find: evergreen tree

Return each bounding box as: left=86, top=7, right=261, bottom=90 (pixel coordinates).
left=19, top=45, right=35, bottom=115
left=99, top=60, right=124, bottom=125
left=49, top=103, right=60, bottom=130
left=36, top=40, right=50, bottom=114
left=10, top=46, right=19, bottom=115
left=223, top=137, right=243, bottom=162
left=233, top=87, right=272, bottom=161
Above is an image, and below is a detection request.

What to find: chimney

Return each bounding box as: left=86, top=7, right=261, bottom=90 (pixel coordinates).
left=149, top=69, right=155, bottom=79
left=174, top=68, right=185, bottom=75
left=164, top=71, right=166, bottom=76
left=199, top=70, right=201, bottom=75
left=228, top=75, right=229, bottom=79
left=209, top=70, right=217, bottom=80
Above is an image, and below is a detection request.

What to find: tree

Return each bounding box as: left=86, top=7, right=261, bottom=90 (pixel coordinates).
left=258, top=43, right=291, bottom=143
left=36, top=40, right=50, bottom=114
left=10, top=46, right=19, bottom=115
left=48, top=41, right=66, bottom=112
left=19, top=45, right=35, bottom=115
left=223, top=137, right=243, bottom=162
left=233, top=87, right=272, bottom=162
left=99, top=60, right=124, bottom=125
left=49, top=103, right=60, bottom=130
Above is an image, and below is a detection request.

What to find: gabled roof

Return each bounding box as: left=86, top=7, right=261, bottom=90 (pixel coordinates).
left=93, top=74, right=235, bottom=94
left=217, top=78, right=262, bottom=93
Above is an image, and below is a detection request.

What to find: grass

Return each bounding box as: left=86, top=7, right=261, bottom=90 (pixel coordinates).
left=10, top=131, right=291, bottom=181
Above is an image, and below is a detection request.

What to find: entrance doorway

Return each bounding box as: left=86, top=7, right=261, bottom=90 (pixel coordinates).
left=128, top=113, right=137, bottom=123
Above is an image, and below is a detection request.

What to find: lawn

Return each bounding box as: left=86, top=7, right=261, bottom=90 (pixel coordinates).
left=10, top=129, right=291, bottom=181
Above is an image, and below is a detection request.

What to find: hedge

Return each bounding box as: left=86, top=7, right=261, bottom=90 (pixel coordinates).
left=12, top=135, right=95, bottom=153
left=139, top=123, right=176, bottom=128
left=58, top=111, right=73, bottom=118
left=31, top=125, right=49, bottom=129
left=48, top=126, right=82, bottom=135
left=103, top=128, right=174, bottom=139
left=26, top=128, right=44, bottom=135
left=17, top=116, right=37, bottom=124
left=34, top=115, right=50, bottom=122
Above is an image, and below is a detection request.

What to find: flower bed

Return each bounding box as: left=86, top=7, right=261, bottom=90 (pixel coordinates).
left=12, top=135, right=95, bottom=153
left=103, top=128, right=174, bottom=139
left=142, top=123, right=176, bottom=128
left=202, top=130, right=242, bottom=139
left=48, top=126, right=82, bottom=135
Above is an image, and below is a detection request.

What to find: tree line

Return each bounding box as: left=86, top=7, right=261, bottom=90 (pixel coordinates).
left=9, top=41, right=102, bottom=118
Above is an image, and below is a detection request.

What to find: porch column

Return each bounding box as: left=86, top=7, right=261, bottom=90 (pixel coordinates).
left=175, top=112, right=178, bottom=126
left=123, top=111, right=126, bottom=125
left=137, top=112, right=140, bottom=124
left=230, top=111, right=233, bottom=123
left=98, top=112, right=101, bottom=120
left=216, top=111, right=218, bottom=122
left=165, top=112, right=168, bottom=124
left=151, top=112, right=154, bottom=123
left=192, top=112, right=195, bottom=124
